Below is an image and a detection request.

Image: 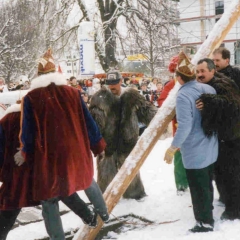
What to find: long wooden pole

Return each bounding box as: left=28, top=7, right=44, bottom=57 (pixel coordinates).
left=74, top=1, right=240, bottom=239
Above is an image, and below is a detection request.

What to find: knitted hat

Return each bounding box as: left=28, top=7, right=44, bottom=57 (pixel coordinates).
left=168, top=55, right=179, bottom=73
left=176, top=51, right=195, bottom=77
left=37, top=49, right=56, bottom=74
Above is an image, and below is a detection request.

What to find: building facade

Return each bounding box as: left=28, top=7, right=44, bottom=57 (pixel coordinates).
left=58, top=49, right=79, bottom=79
left=178, top=0, right=240, bottom=65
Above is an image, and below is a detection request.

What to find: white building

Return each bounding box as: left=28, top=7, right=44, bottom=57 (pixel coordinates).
left=58, top=49, right=79, bottom=79
left=178, top=0, right=240, bottom=66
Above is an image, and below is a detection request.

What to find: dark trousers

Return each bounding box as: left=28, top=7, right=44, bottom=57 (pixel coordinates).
left=185, top=164, right=214, bottom=225
left=61, top=193, right=92, bottom=222
left=0, top=189, right=100, bottom=240
left=0, top=209, right=21, bottom=240
left=215, top=139, right=240, bottom=218
left=62, top=180, right=108, bottom=221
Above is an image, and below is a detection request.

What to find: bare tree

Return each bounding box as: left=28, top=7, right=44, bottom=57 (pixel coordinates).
left=0, top=0, right=69, bottom=82
left=76, top=0, right=128, bottom=71
left=0, top=0, right=180, bottom=80
left=119, top=0, right=180, bottom=77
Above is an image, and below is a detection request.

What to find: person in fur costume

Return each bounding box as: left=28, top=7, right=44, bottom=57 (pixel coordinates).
left=89, top=71, right=157, bottom=199
left=196, top=58, right=240, bottom=220
left=89, top=71, right=157, bottom=200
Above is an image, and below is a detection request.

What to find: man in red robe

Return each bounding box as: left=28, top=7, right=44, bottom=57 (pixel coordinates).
left=0, top=104, right=40, bottom=240
left=14, top=49, right=106, bottom=239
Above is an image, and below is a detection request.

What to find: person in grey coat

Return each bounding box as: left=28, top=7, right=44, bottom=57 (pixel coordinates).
left=164, top=52, right=218, bottom=233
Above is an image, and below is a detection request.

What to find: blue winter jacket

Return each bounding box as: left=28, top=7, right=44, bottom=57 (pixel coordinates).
left=172, top=80, right=218, bottom=169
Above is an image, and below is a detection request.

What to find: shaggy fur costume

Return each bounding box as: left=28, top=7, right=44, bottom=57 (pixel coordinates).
left=90, top=87, right=157, bottom=199
left=199, top=73, right=240, bottom=219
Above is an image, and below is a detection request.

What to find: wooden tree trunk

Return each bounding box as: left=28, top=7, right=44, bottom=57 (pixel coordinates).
left=74, top=1, right=240, bottom=239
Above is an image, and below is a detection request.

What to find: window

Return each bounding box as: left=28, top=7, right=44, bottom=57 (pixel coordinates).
left=67, top=70, right=72, bottom=73
left=215, top=1, right=224, bottom=22
left=67, top=63, right=71, bottom=66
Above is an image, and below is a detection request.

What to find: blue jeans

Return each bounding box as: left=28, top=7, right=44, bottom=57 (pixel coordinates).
left=85, top=179, right=108, bottom=218
left=41, top=198, right=65, bottom=240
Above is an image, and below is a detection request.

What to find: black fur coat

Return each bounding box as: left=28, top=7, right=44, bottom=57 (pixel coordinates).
left=89, top=87, right=157, bottom=158
left=200, top=73, right=240, bottom=141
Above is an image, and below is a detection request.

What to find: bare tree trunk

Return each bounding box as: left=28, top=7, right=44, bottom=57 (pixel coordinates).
left=104, top=23, right=118, bottom=70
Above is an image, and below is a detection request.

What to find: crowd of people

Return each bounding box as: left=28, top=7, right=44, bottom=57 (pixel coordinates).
left=0, top=78, right=30, bottom=92
left=0, top=46, right=239, bottom=239
left=65, top=74, right=164, bottom=108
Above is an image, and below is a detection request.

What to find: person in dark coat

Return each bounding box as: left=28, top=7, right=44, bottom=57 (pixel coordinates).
left=89, top=71, right=157, bottom=200
left=196, top=58, right=240, bottom=220
left=213, top=47, right=240, bottom=88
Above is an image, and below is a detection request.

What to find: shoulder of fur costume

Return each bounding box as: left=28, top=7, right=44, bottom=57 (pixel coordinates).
left=90, top=86, right=118, bottom=108
left=120, top=87, right=143, bottom=100
left=30, top=72, right=67, bottom=90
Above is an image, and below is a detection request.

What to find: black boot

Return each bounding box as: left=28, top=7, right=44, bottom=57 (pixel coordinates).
left=221, top=211, right=240, bottom=221
left=82, top=206, right=98, bottom=228
left=189, top=222, right=213, bottom=233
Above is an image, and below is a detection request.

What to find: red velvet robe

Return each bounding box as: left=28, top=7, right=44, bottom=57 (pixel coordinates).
left=19, top=73, right=106, bottom=201
left=0, top=108, right=40, bottom=210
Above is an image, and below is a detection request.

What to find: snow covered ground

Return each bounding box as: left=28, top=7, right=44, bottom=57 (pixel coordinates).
left=8, top=138, right=240, bottom=240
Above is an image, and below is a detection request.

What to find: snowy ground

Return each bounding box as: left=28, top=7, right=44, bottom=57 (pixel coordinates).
left=8, top=138, right=240, bottom=240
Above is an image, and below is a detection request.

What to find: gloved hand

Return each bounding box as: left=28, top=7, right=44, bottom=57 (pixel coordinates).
left=164, top=146, right=178, bottom=164
left=14, top=150, right=25, bottom=166
left=98, top=151, right=105, bottom=163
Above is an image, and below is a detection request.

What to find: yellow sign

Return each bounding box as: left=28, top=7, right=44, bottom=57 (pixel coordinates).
left=127, top=54, right=147, bottom=61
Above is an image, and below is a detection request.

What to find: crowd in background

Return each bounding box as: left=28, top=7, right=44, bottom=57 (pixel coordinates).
left=0, top=72, right=168, bottom=109
left=0, top=77, right=30, bottom=92
left=66, top=74, right=165, bottom=108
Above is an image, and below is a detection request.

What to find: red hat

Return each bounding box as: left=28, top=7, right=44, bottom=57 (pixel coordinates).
left=168, top=56, right=179, bottom=73
left=38, top=49, right=56, bottom=74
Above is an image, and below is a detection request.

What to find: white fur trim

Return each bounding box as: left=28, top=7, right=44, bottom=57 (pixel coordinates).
left=2, top=104, right=21, bottom=118
left=30, top=72, right=67, bottom=90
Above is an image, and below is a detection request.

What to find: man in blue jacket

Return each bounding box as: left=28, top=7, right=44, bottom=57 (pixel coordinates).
left=164, top=52, right=218, bottom=233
